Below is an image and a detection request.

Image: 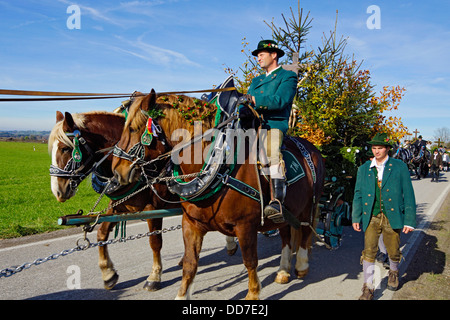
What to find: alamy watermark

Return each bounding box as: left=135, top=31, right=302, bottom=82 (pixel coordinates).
left=367, top=264, right=383, bottom=290
left=366, top=5, right=381, bottom=30
left=66, top=265, right=81, bottom=289
left=66, top=5, right=81, bottom=30
left=168, top=122, right=279, bottom=167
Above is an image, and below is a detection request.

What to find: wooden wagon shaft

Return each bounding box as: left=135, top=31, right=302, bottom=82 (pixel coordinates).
left=58, top=208, right=183, bottom=226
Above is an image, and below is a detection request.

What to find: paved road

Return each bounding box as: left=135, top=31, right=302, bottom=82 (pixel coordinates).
left=1, top=172, right=449, bottom=300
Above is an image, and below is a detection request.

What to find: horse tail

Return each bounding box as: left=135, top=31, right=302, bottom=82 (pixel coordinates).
left=290, top=226, right=301, bottom=253
left=289, top=189, right=322, bottom=253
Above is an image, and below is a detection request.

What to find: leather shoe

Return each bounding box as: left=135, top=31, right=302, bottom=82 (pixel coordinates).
left=387, top=270, right=399, bottom=291
left=358, top=283, right=374, bottom=300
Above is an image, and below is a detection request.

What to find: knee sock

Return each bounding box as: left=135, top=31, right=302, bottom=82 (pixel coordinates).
left=363, top=260, right=375, bottom=289
left=389, top=259, right=399, bottom=272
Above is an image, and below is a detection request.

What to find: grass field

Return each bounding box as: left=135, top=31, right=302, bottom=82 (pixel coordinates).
left=0, top=141, right=110, bottom=239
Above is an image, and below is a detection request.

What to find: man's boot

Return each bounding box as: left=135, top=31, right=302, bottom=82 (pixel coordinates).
left=387, top=270, right=399, bottom=291
left=359, top=283, right=374, bottom=300
left=263, top=178, right=286, bottom=223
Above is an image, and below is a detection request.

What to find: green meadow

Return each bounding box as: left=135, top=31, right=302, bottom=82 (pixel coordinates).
left=0, top=141, right=109, bottom=239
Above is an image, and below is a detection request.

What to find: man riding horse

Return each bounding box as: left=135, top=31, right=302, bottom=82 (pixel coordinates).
left=238, top=39, right=298, bottom=222
left=413, top=135, right=427, bottom=151
left=411, top=135, right=430, bottom=179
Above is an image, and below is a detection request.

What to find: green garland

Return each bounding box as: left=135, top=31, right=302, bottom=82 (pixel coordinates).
left=142, top=108, right=165, bottom=119
left=159, top=96, right=214, bottom=125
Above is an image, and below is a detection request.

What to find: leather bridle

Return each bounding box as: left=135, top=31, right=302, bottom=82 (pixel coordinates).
left=49, top=130, right=102, bottom=192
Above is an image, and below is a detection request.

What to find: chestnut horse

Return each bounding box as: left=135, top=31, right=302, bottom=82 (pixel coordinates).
left=112, top=90, right=325, bottom=300
left=48, top=110, right=179, bottom=291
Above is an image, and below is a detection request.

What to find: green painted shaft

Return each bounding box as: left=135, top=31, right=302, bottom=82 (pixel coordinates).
left=58, top=208, right=183, bottom=226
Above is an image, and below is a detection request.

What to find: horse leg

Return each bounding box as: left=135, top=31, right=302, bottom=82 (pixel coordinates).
left=97, top=221, right=119, bottom=290
left=225, top=236, right=238, bottom=256
left=295, top=224, right=313, bottom=278
left=236, top=227, right=261, bottom=300
left=175, top=218, right=204, bottom=300
left=275, top=226, right=292, bottom=284
left=143, top=218, right=163, bottom=291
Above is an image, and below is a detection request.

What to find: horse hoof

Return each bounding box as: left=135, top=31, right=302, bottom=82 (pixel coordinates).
left=143, top=280, right=161, bottom=292
left=296, top=268, right=309, bottom=279
left=227, top=246, right=238, bottom=256
left=274, top=272, right=290, bottom=284
left=104, top=272, right=119, bottom=290
left=244, top=293, right=260, bottom=300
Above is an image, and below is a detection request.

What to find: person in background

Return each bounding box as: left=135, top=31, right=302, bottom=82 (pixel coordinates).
left=442, top=150, right=449, bottom=172
left=429, top=149, right=443, bottom=182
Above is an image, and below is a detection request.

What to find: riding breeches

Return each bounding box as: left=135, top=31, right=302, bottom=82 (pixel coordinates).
left=259, top=129, right=285, bottom=179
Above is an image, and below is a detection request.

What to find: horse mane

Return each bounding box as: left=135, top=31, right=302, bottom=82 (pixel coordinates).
left=127, top=94, right=217, bottom=143
left=48, top=111, right=123, bottom=155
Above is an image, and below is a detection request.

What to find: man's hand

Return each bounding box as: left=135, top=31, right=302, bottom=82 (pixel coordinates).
left=352, top=222, right=361, bottom=232
left=402, top=226, right=414, bottom=234
left=238, top=105, right=254, bottom=119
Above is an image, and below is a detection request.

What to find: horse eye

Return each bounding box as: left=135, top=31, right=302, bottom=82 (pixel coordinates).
left=61, top=147, right=71, bottom=153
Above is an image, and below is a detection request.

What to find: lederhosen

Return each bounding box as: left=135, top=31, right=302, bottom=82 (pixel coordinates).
left=361, top=167, right=401, bottom=263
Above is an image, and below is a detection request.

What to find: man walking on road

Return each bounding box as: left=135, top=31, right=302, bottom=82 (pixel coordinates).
left=352, top=133, right=417, bottom=300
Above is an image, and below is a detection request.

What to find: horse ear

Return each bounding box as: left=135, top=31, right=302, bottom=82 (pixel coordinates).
left=63, top=112, right=75, bottom=132
left=56, top=111, right=64, bottom=123
left=142, top=89, right=157, bottom=112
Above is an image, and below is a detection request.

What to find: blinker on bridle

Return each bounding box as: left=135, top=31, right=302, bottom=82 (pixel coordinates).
left=67, top=130, right=82, bottom=162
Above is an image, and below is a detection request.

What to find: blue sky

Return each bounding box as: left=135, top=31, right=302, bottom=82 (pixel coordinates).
left=0, top=0, right=449, bottom=142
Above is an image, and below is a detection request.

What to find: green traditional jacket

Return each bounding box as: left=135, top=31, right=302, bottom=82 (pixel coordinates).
left=247, top=67, right=297, bottom=135
left=352, top=157, right=417, bottom=231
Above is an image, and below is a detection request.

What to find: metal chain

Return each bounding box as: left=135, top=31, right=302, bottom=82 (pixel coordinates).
left=152, top=170, right=204, bottom=182
left=87, top=170, right=205, bottom=216
left=0, top=224, right=182, bottom=279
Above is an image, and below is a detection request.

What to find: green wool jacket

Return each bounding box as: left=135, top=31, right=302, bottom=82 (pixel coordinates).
left=352, top=157, right=417, bottom=231
left=248, top=67, right=298, bottom=135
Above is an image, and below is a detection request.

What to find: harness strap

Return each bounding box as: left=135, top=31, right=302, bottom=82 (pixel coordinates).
left=221, top=175, right=261, bottom=203
left=287, top=136, right=316, bottom=183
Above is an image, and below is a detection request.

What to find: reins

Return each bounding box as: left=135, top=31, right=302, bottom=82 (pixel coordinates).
left=0, top=87, right=237, bottom=102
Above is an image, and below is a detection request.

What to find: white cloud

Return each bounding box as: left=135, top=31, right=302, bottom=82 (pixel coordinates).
left=112, top=35, right=200, bottom=67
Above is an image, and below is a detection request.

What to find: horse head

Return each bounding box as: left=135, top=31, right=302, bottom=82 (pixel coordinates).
left=49, top=111, right=87, bottom=202
left=112, top=90, right=169, bottom=186
left=112, top=89, right=217, bottom=186
left=49, top=110, right=125, bottom=202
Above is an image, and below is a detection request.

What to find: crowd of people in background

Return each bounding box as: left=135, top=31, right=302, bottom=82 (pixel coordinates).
left=400, top=135, right=449, bottom=176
